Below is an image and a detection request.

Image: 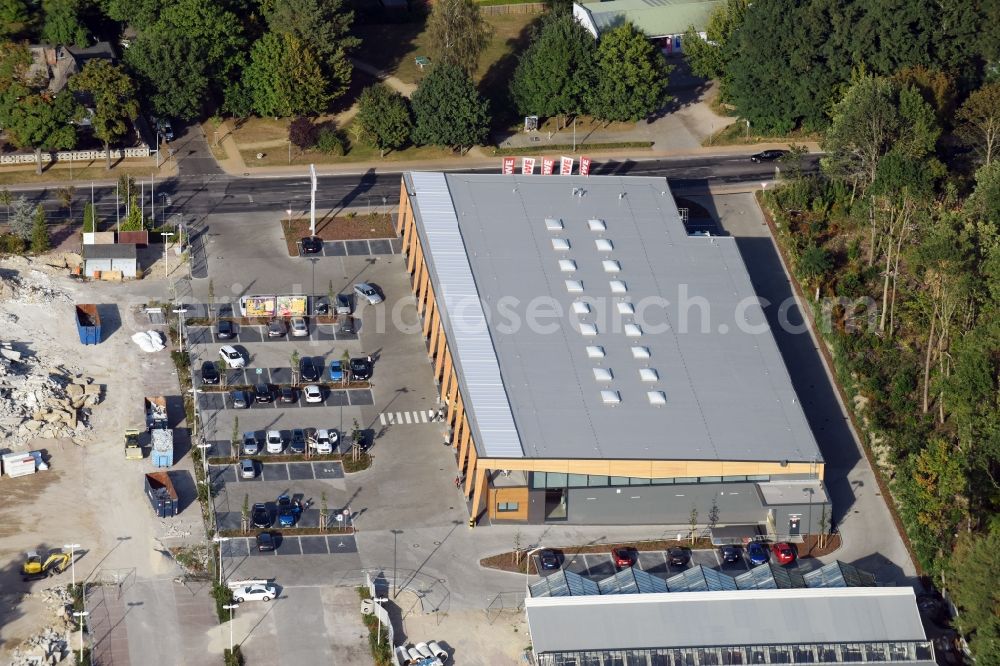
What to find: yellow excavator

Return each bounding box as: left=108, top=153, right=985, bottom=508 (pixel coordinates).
left=22, top=549, right=71, bottom=581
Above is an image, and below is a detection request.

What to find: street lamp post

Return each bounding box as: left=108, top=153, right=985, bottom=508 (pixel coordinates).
left=172, top=306, right=188, bottom=352
left=63, top=543, right=81, bottom=590
left=223, top=603, right=239, bottom=658
left=213, top=536, right=231, bottom=585
left=390, top=529, right=403, bottom=598
left=162, top=232, right=174, bottom=280
left=73, top=611, right=88, bottom=664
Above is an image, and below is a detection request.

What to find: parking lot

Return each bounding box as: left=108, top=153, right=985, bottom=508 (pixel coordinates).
left=296, top=237, right=403, bottom=257
left=222, top=534, right=358, bottom=558
left=197, top=386, right=373, bottom=410
left=188, top=322, right=359, bottom=346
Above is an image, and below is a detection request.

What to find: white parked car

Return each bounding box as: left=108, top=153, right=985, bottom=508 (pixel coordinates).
left=311, top=428, right=338, bottom=454
left=353, top=282, right=383, bottom=305
left=289, top=316, right=308, bottom=337
left=234, top=584, right=276, bottom=602
left=303, top=384, right=323, bottom=403
left=266, top=430, right=284, bottom=454
left=218, top=345, right=245, bottom=368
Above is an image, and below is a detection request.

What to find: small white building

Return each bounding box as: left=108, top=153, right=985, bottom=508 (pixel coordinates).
left=83, top=243, right=138, bottom=278
left=572, top=0, right=722, bottom=53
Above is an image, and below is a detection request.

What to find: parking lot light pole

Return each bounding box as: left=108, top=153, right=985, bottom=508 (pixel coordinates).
left=390, top=529, right=403, bottom=598
left=223, top=603, right=239, bottom=657
left=161, top=232, right=174, bottom=279
left=63, top=543, right=80, bottom=590
left=73, top=611, right=88, bottom=664
left=213, top=536, right=231, bottom=585
left=172, top=306, right=188, bottom=351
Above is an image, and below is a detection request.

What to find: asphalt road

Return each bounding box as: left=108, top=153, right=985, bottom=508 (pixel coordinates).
left=3, top=154, right=819, bottom=225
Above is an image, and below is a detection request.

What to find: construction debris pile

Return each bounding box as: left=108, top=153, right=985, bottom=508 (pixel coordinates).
left=5, top=587, right=77, bottom=665
left=0, top=345, right=102, bottom=447
left=0, top=269, right=71, bottom=306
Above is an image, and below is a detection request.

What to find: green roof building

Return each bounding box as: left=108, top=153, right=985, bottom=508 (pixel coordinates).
left=572, top=0, right=722, bottom=51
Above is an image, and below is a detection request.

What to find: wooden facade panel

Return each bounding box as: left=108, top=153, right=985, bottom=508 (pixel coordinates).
left=488, top=487, right=529, bottom=521
left=470, top=467, right=489, bottom=523
left=477, top=458, right=826, bottom=481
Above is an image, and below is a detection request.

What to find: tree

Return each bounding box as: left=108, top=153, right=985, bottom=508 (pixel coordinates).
left=0, top=0, right=29, bottom=38
left=231, top=416, right=239, bottom=461
left=957, top=82, right=1000, bottom=166
left=244, top=32, right=331, bottom=117
left=510, top=14, right=596, bottom=125
left=41, top=0, right=88, bottom=47
left=426, top=0, right=492, bottom=78
left=55, top=185, right=74, bottom=220
left=350, top=418, right=362, bottom=462
left=241, top=492, right=250, bottom=534
left=340, top=349, right=350, bottom=386
left=948, top=526, right=1000, bottom=662
left=319, top=491, right=329, bottom=532
left=682, top=0, right=748, bottom=80
left=265, top=0, right=358, bottom=102
left=0, top=188, right=11, bottom=219
left=356, top=85, right=412, bottom=157
left=8, top=196, right=34, bottom=240
left=797, top=243, right=832, bottom=291
left=821, top=75, right=901, bottom=189
left=289, top=116, right=318, bottom=149
left=81, top=201, right=96, bottom=232
left=688, top=505, right=698, bottom=544
left=411, top=63, right=489, bottom=151
left=30, top=205, right=49, bottom=254
left=1, top=90, right=81, bottom=174
left=290, top=350, right=300, bottom=383
left=588, top=23, right=671, bottom=122
left=100, top=0, right=162, bottom=28
left=71, top=60, right=139, bottom=170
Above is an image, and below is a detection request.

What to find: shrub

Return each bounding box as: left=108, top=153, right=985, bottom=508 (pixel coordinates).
left=289, top=115, right=318, bottom=149
left=0, top=234, right=26, bottom=254
left=315, top=123, right=346, bottom=155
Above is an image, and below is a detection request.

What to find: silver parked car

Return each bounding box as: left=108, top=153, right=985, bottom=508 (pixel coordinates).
left=353, top=282, right=383, bottom=305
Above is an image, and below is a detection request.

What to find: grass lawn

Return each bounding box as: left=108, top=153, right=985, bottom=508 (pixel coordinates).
left=354, top=13, right=541, bottom=86
left=704, top=122, right=821, bottom=146
left=0, top=163, right=160, bottom=186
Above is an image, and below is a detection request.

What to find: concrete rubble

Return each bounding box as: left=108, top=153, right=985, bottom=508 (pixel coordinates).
left=0, top=343, right=103, bottom=448
left=6, top=587, right=76, bottom=666
left=0, top=269, right=72, bottom=306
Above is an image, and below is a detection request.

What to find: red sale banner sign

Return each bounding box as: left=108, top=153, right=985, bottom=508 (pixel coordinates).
left=541, top=158, right=555, bottom=175
left=580, top=156, right=592, bottom=176
left=502, top=157, right=516, bottom=174
left=521, top=157, right=536, bottom=175
left=560, top=156, right=574, bottom=175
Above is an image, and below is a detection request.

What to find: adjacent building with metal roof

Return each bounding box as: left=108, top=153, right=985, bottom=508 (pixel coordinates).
left=397, top=172, right=828, bottom=531
left=573, top=0, right=722, bottom=53
left=525, top=587, right=935, bottom=665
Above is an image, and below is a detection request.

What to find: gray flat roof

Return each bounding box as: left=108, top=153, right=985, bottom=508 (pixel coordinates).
left=525, top=587, right=928, bottom=653
left=83, top=243, right=137, bottom=259
left=406, top=172, right=822, bottom=464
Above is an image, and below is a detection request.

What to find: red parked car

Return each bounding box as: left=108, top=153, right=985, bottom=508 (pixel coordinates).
left=612, top=547, right=636, bottom=568
left=772, top=542, right=796, bottom=565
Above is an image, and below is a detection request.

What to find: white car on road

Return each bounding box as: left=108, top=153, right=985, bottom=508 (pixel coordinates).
left=303, top=384, right=323, bottom=403
left=219, top=345, right=245, bottom=368
left=234, top=584, right=276, bottom=602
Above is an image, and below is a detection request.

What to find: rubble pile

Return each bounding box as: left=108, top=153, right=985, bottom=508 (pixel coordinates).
left=6, top=627, right=68, bottom=666
left=0, top=270, right=71, bottom=305
left=0, top=347, right=102, bottom=447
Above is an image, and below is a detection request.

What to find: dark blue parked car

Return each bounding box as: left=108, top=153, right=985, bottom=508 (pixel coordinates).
left=747, top=541, right=769, bottom=566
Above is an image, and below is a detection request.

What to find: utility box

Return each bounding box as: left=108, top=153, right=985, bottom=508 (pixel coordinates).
left=75, top=304, right=101, bottom=345
left=144, top=472, right=178, bottom=517
left=151, top=429, right=174, bottom=468
left=2, top=452, right=36, bottom=478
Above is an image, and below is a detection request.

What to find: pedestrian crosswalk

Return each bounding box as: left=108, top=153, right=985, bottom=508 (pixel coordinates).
left=379, top=409, right=442, bottom=426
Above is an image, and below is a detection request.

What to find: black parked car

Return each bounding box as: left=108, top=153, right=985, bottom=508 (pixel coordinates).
left=290, top=428, right=306, bottom=454
left=539, top=549, right=560, bottom=570
left=720, top=545, right=742, bottom=563
left=300, top=357, right=320, bottom=382
left=300, top=236, right=323, bottom=254
left=255, top=383, right=274, bottom=403
left=256, top=531, right=276, bottom=552
left=350, top=357, right=373, bottom=381
left=279, top=386, right=297, bottom=403
left=667, top=547, right=691, bottom=567
left=231, top=389, right=251, bottom=409
left=251, top=503, right=272, bottom=528
left=200, top=361, right=220, bottom=385
left=217, top=319, right=235, bottom=340
left=750, top=149, right=788, bottom=163
left=339, top=315, right=355, bottom=335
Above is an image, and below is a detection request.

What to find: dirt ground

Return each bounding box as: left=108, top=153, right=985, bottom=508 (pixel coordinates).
left=0, top=256, right=203, bottom=659
left=401, top=608, right=530, bottom=666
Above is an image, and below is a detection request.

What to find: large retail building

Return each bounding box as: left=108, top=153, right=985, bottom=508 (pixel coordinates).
left=396, top=172, right=829, bottom=534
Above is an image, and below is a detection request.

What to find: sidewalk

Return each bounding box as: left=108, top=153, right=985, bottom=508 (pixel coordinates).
left=0, top=155, right=179, bottom=189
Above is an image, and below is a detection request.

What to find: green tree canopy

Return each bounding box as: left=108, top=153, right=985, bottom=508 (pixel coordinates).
left=0, top=0, right=30, bottom=38
left=588, top=22, right=671, bottom=123
left=70, top=60, right=139, bottom=169
left=41, top=0, right=89, bottom=46
left=948, top=524, right=1000, bottom=661
left=8, top=196, right=34, bottom=240
left=426, top=0, right=492, bottom=78
left=124, top=0, right=245, bottom=119
left=243, top=31, right=331, bottom=117
left=0, top=90, right=81, bottom=174
left=100, top=0, right=163, bottom=28
left=509, top=13, right=596, bottom=123
left=682, top=0, right=748, bottom=80
left=957, top=82, right=1000, bottom=166
left=356, top=85, right=412, bottom=157
left=411, top=63, right=489, bottom=151
left=30, top=205, right=49, bottom=254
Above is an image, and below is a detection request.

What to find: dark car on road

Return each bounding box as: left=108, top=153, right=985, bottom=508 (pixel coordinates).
left=612, top=547, right=636, bottom=568
left=254, top=383, right=274, bottom=403
left=200, top=361, right=220, bottom=385
left=300, top=357, right=320, bottom=382
left=251, top=503, right=272, bottom=528
left=667, top=547, right=691, bottom=567
left=217, top=319, right=235, bottom=340
left=290, top=428, right=306, bottom=454
left=279, top=386, right=297, bottom=403
left=750, top=149, right=787, bottom=163
left=300, top=236, right=323, bottom=254
left=539, top=549, right=560, bottom=571
left=256, top=531, right=276, bottom=552
left=720, top=545, right=742, bottom=563
left=350, top=357, right=373, bottom=381
left=231, top=389, right=251, bottom=409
